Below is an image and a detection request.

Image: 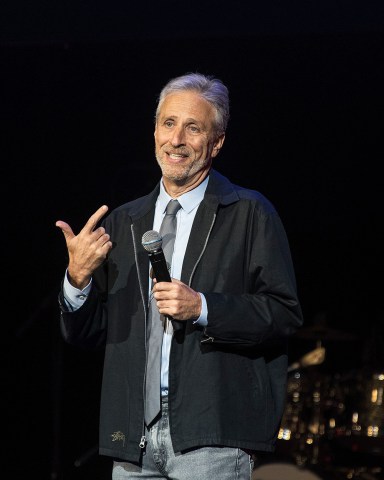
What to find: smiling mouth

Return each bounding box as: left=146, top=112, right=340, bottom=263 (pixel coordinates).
left=167, top=152, right=188, bottom=159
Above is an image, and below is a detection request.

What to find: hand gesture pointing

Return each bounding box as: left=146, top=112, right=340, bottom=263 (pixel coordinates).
left=56, top=205, right=112, bottom=289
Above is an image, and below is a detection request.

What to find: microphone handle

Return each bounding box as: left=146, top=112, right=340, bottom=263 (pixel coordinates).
left=148, top=250, right=171, bottom=282
left=147, top=249, right=183, bottom=332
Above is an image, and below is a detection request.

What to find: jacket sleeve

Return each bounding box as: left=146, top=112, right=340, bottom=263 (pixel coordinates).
left=202, top=210, right=303, bottom=347
left=59, top=270, right=108, bottom=350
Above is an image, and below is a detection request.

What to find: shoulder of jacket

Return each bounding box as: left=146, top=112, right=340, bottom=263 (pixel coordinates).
left=209, top=169, right=277, bottom=215
left=106, top=184, right=160, bottom=223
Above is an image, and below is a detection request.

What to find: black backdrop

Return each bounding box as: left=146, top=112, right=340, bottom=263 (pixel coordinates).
left=3, top=2, right=384, bottom=479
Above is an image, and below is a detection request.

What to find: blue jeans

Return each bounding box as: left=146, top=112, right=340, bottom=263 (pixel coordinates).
left=113, top=397, right=254, bottom=479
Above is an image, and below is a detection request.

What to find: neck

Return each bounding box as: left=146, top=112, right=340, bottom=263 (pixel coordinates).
left=162, top=168, right=210, bottom=198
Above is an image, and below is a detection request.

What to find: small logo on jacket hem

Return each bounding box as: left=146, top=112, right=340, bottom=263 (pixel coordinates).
left=111, top=431, right=126, bottom=446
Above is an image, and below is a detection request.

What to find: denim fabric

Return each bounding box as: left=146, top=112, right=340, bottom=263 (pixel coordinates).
left=113, top=397, right=254, bottom=479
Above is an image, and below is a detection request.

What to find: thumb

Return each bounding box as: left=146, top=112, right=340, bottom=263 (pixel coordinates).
left=55, top=220, right=75, bottom=242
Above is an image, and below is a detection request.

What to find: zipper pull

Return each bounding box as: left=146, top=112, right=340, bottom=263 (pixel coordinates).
left=201, top=335, right=214, bottom=343
left=139, top=435, right=147, bottom=449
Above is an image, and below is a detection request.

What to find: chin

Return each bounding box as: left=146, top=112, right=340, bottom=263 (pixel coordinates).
left=163, top=169, right=190, bottom=183
left=159, top=160, right=188, bottom=179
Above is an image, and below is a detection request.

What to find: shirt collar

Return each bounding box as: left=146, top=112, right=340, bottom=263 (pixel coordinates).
left=158, top=176, right=209, bottom=214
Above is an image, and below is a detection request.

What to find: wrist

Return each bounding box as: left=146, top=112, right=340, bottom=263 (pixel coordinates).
left=67, top=268, right=91, bottom=290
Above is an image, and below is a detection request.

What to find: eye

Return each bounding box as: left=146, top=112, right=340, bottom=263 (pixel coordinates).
left=164, top=120, right=174, bottom=128
left=187, top=124, right=200, bottom=134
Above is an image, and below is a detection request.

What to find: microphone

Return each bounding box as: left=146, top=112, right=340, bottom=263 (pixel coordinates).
left=142, top=230, right=183, bottom=331
left=141, top=230, right=171, bottom=282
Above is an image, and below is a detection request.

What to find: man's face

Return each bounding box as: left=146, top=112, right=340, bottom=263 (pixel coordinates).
left=154, top=91, right=225, bottom=186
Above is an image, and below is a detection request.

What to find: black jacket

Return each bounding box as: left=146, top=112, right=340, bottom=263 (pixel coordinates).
left=59, top=169, right=303, bottom=463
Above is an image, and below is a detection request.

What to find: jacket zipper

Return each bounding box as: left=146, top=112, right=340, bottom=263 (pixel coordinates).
left=166, top=212, right=217, bottom=440
left=187, top=213, right=216, bottom=288
left=189, top=214, right=217, bottom=344
left=132, top=224, right=148, bottom=449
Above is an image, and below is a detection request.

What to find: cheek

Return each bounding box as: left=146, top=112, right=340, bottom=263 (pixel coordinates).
left=192, top=139, right=209, bottom=154
left=155, top=133, right=167, bottom=148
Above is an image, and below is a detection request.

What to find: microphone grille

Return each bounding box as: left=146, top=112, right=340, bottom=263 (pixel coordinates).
left=142, top=230, right=162, bottom=252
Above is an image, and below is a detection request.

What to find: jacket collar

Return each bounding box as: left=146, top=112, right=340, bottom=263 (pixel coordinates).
left=130, top=168, right=238, bottom=219
left=180, top=169, right=240, bottom=285
left=132, top=169, right=240, bottom=294
left=203, top=169, right=240, bottom=209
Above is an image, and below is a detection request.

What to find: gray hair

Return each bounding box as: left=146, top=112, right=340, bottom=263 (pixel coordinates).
left=155, top=72, right=230, bottom=135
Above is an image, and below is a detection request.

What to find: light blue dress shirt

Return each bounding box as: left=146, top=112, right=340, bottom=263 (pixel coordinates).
left=63, top=177, right=209, bottom=394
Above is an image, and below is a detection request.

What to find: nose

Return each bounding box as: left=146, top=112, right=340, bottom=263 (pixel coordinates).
left=170, top=126, right=185, bottom=147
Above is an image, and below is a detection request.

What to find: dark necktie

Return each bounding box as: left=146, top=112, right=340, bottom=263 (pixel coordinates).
left=145, top=199, right=181, bottom=426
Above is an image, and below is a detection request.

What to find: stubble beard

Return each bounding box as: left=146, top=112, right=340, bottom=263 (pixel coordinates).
left=155, top=149, right=210, bottom=186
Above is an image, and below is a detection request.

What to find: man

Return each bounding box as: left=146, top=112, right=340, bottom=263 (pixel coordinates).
left=56, top=72, right=303, bottom=479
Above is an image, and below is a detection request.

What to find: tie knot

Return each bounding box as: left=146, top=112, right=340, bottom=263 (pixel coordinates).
left=165, top=199, right=181, bottom=216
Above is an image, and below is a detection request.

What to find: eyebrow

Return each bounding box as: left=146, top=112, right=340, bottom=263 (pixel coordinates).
left=162, top=115, right=204, bottom=125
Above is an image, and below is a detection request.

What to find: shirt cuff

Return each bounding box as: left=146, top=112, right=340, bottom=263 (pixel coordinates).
left=63, top=269, right=92, bottom=311
left=193, top=293, right=208, bottom=326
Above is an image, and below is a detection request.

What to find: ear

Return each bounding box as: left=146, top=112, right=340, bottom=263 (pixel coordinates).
left=211, top=133, right=225, bottom=158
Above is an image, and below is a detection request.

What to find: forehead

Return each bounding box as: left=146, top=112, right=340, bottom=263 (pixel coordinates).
left=159, top=91, right=215, bottom=124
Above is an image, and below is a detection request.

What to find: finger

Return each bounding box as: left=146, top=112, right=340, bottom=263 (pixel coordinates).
left=92, top=226, right=108, bottom=242
left=55, top=220, right=75, bottom=242
left=83, top=205, right=109, bottom=234
left=94, top=239, right=113, bottom=259
left=96, top=232, right=112, bottom=248
left=153, top=281, right=173, bottom=292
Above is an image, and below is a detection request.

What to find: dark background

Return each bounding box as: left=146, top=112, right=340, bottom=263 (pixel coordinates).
left=2, top=1, right=384, bottom=479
